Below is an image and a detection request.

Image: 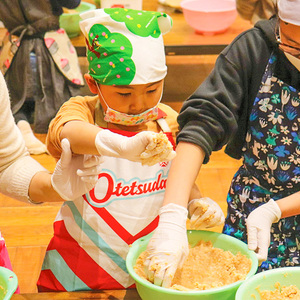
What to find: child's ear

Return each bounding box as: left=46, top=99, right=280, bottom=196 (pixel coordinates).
left=84, top=74, right=98, bottom=94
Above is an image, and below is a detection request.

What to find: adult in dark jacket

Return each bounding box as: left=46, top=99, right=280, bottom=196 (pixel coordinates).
left=142, top=0, right=300, bottom=288
left=0, top=0, right=84, bottom=154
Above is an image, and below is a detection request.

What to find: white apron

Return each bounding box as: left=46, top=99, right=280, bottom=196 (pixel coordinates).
left=37, top=119, right=175, bottom=292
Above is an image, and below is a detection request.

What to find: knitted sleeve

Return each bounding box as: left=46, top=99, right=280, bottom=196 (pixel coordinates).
left=0, top=73, right=47, bottom=203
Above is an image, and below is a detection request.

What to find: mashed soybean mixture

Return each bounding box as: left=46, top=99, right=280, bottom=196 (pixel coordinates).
left=134, top=240, right=252, bottom=290
left=258, top=282, right=300, bottom=300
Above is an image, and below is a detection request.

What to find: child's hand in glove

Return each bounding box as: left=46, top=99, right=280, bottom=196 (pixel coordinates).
left=143, top=203, right=188, bottom=288
left=188, top=197, right=225, bottom=229
left=95, top=130, right=176, bottom=166
left=51, top=138, right=103, bottom=200
left=246, top=199, right=281, bottom=264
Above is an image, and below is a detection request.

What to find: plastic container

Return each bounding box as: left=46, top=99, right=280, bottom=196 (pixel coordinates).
left=100, top=0, right=142, bottom=9
left=126, top=230, right=258, bottom=300
left=180, top=0, right=237, bottom=35
left=236, top=267, right=300, bottom=299
left=59, top=2, right=96, bottom=38
left=0, top=267, right=18, bottom=300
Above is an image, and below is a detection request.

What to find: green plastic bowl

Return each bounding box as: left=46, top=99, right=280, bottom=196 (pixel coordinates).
left=236, top=266, right=300, bottom=299
left=0, top=267, right=18, bottom=300
left=59, top=2, right=96, bottom=38
left=126, top=230, right=258, bottom=300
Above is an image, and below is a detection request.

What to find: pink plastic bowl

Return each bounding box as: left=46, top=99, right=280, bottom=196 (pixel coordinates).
left=180, top=0, right=237, bottom=35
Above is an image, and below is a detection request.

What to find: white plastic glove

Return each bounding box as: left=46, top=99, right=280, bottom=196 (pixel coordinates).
left=95, top=129, right=176, bottom=166
left=246, top=199, right=281, bottom=264
left=51, top=138, right=103, bottom=201
left=143, top=203, right=189, bottom=288
left=188, top=197, right=225, bottom=229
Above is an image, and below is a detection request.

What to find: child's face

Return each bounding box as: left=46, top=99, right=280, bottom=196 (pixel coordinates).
left=99, top=79, right=164, bottom=114
left=85, top=74, right=164, bottom=114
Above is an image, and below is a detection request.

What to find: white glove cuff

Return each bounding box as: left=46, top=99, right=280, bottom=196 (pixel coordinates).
left=95, top=129, right=123, bottom=157
left=159, top=203, right=188, bottom=229
left=268, top=199, right=282, bottom=223
left=50, top=175, right=71, bottom=201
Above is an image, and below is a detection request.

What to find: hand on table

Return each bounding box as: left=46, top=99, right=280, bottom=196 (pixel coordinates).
left=52, top=138, right=103, bottom=200
left=143, top=203, right=188, bottom=288
left=95, top=129, right=176, bottom=166
left=246, top=199, right=281, bottom=264
left=188, top=197, right=225, bottom=229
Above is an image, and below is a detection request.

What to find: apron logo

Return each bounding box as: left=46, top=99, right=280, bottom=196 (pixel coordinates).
left=87, top=170, right=168, bottom=206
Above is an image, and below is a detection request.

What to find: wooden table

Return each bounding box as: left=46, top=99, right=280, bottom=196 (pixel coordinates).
left=68, top=7, right=253, bottom=56
left=0, top=8, right=252, bottom=57
left=11, top=290, right=141, bottom=299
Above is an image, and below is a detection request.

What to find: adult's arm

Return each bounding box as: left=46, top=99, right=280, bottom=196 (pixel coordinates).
left=0, top=73, right=103, bottom=204
left=0, top=72, right=63, bottom=203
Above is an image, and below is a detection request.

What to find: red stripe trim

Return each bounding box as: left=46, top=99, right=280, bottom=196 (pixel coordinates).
left=83, top=195, right=158, bottom=244
left=38, top=221, right=125, bottom=290
left=37, top=269, right=66, bottom=292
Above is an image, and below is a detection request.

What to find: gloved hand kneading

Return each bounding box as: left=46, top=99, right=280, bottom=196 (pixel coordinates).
left=143, top=203, right=188, bottom=288
left=51, top=138, right=103, bottom=201
left=95, top=129, right=176, bottom=166
left=246, top=199, right=281, bottom=264
left=188, top=197, right=225, bottom=230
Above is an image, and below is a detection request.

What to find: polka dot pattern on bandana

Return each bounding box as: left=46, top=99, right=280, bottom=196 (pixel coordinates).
left=105, top=8, right=164, bottom=38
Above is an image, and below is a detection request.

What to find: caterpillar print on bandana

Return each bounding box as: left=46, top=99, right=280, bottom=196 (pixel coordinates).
left=87, top=23, right=136, bottom=85
left=79, top=8, right=173, bottom=85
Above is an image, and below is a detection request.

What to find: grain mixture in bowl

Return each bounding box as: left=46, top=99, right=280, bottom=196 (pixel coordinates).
left=258, top=282, right=300, bottom=300
left=134, top=240, right=252, bottom=291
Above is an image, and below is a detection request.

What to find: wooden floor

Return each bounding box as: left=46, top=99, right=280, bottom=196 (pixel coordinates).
left=1, top=124, right=242, bottom=294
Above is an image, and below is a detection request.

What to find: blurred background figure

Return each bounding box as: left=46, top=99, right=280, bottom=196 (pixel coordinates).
left=0, top=0, right=84, bottom=154
left=236, top=0, right=277, bottom=24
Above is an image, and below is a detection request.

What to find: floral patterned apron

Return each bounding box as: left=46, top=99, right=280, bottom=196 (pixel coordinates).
left=37, top=119, right=175, bottom=292
left=223, top=53, right=300, bottom=271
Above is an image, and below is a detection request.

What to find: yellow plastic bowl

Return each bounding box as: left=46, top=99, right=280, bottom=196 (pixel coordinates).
left=0, top=267, right=18, bottom=300
left=59, top=2, right=96, bottom=38
left=126, top=230, right=258, bottom=300
left=236, top=267, right=300, bottom=299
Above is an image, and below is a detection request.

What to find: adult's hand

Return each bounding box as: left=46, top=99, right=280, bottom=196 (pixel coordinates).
left=51, top=138, right=103, bottom=200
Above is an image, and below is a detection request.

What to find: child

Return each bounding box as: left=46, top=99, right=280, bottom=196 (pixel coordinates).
left=36, top=7, right=204, bottom=292
left=142, top=0, right=300, bottom=288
